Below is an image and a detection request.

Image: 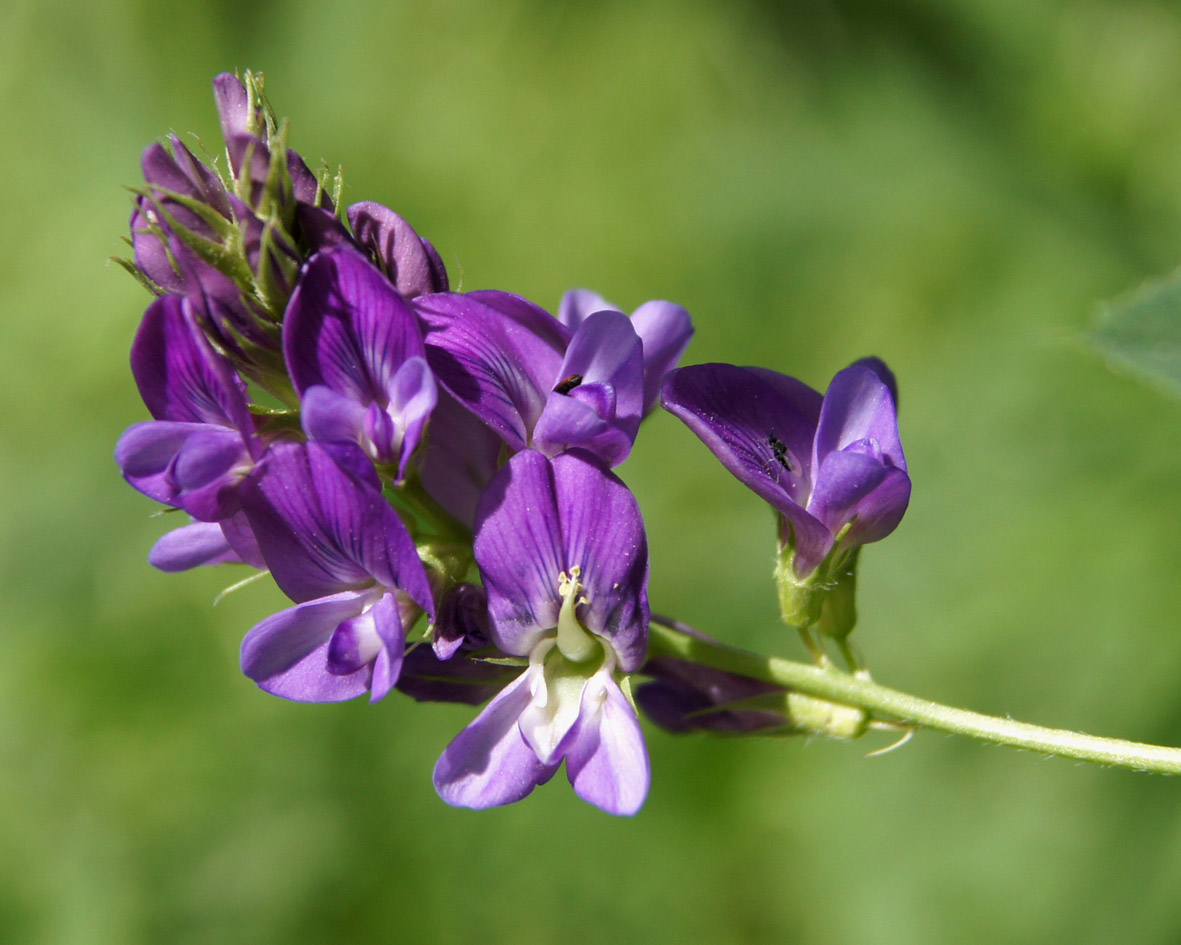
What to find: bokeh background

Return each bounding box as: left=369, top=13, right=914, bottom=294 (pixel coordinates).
left=4, top=1, right=1181, bottom=942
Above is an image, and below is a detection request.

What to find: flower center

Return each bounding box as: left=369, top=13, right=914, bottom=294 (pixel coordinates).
left=556, top=566, right=598, bottom=663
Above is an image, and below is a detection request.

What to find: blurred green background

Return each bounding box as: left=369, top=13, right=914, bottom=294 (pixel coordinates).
left=4, top=0, right=1181, bottom=942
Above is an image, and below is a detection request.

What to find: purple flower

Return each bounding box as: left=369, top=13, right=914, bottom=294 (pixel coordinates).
left=433, top=449, right=651, bottom=815
left=115, top=295, right=262, bottom=522
left=283, top=247, right=437, bottom=481
left=128, top=139, right=270, bottom=361
left=416, top=291, right=645, bottom=466
left=558, top=288, right=695, bottom=415
left=396, top=584, right=519, bottom=705
left=130, top=137, right=233, bottom=296
left=662, top=359, right=909, bottom=628
left=348, top=202, right=449, bottom=298
left=238, top=441, right=435, bottom=703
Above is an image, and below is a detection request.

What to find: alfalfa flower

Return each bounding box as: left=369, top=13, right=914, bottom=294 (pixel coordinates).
left=662, top=358, right=909, bottom=636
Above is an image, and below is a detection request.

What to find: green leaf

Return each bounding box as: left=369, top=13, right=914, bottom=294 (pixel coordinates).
left=1091, top=268, right=1181, bottom=400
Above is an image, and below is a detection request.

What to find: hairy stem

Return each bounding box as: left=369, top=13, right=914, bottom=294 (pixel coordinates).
left=647, top=618, right=1181, bottom=775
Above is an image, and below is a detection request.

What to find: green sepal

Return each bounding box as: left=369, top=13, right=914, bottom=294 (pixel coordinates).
left=774, top=524, right=861, bottom=638
left=147, top=196, right=254, bottom=289
left=252, top=220, right=299, bottom=315
left=618, top=674, right=639, bottom=714
left=259, top=120, right=296, bottom=227
left=774, top=547, right=827, bottom=629
left=111, top=256, right=164, bottom=296
left=242, top=70, right=276, bottom=140
left=814, top=547, right=859, bottom=640
left=327, top=164, right=345, bottom=214
left=251, top=409, right=303, bottom=437
left=382, top=474, right=473, bottom=546
left=413, top=538, right=472, bottom=589
left=195, top=310, right=297, bottom=408
left=131, top=183, right=240, bottom=243
left=786, top=692, right=869, bottom=739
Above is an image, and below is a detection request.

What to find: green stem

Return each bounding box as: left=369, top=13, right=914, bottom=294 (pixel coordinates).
left=647, top=619, right=1181, bottom=775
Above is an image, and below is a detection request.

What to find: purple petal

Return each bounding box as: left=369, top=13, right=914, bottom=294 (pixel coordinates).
left=433, top=670, right=559, bottom=809
left=473, top=450, right=565, bottom=656
left=241, top=442, right=433, bottom=614
left=347, top=202, right=449, bottom=297
left=557, top=288, right=616, bottom=330
left=220, top=511, right=265, bottom=568
left=326, top=609, right=383, bottom=675
left=116, top=420, right=246, bottom=519
left=240, top=590, right=374, bottom=703
left=117, top=420, right=208, bottom=484
left=807, top=450, right=891, bottom=535
left=283, top=247, right=427, bottom=403
left=636, top=656, right=791, bottom=735
left=813, top=362, right=906, bottom=472
left=287, top=151, right=329, bottom=209
left=417, top=390, right=501, bottom=528
left=385, top=355, right=437, bottom=481
left=169, top=136, right=230, bottom=212
left=130, top=198, right=185, bottom=294
left=148, top=521, right=242, bottom=572
left=417, top=291, right=568, bottom=450
left=465, top=290, right=571, bottom=353
left=432, top=583, right=492, bottom=660
left=367, top=591, right=407, bottom=702
left=397, top=648, right=518, bottom=706
left=564, top=673, right=650, bottom=816
left=531, top=311, right=643, bottom=465
left=661, top=363, right=833, bottom=573
left=130, top=295, right=253, bottom=431
left=172, top=428, right=249, bottom=491
left=532, top=388, right=633, bottom=467
left=301, top=385, right=368, bottom=445
left=850, top=356, right=899, bottom=407
left=629, top=300, right=694, bottom=415
left=133, top=144, right=229, bottom=293
left=259, top=644, right=372, bottom=702
left=822, top=461, right=911, bottom=552
left=557, top=311, right=643, bottom=436
left=551, top=451, right=649, bottom=671
left=298, top=205, right=357, bottom=253
left=141, top=142, right=207, bottom=203
left=222, top=131, right=267, bottom=199
left=213, top=73, right=251, bottom=144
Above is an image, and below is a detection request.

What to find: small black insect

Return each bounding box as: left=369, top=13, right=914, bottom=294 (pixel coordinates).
left=554, top=374, right=584, bottom=395
left=768, top=432, right=795, bottom=473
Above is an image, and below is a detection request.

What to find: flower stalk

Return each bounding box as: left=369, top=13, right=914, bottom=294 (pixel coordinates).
left=648, top=617, right=1181, bottom=775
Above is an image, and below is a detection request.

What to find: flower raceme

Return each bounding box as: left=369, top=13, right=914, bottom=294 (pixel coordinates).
left=116, top=71, right=916, bottom=817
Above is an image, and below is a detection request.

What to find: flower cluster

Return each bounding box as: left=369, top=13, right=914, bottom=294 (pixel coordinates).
left=116, top=73, right=910, bottom=816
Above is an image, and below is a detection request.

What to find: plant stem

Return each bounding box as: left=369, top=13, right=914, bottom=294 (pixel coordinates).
left=647, top=618, right=1181, bottom=775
